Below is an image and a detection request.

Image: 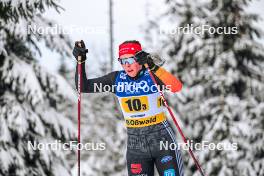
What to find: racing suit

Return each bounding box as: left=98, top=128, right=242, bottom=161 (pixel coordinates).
left=75, top=63, right=184, bottom=176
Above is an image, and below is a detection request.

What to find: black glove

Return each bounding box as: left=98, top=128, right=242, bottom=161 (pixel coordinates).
left=72, top=40, right=88, bottom=62
left=135, top=51, right=156, bottom=70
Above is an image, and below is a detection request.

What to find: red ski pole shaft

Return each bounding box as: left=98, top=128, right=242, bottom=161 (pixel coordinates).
left=144, top=64, right=206, bottom=176
left=77, top=56, right=82, bottom=176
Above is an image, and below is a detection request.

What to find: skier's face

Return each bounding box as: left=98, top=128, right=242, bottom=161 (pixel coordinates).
left=120, top=54, right=142, bottom=77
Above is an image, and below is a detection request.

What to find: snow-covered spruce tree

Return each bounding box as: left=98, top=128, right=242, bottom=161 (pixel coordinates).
left=0, top=1, right=77, bottom=175
left=145, top=0, right=264, bottom=175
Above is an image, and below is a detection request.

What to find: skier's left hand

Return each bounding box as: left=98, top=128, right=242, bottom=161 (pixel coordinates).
left=135, top=51, right=155, bottom=69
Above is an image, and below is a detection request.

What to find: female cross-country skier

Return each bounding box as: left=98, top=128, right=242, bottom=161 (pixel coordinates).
left=73, top=40, right=184, bottom=176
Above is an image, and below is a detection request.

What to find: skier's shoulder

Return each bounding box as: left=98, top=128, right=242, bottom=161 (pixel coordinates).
left=106, top=70, right=119, bottom=77
left=102, top=70, right=120, bottom=84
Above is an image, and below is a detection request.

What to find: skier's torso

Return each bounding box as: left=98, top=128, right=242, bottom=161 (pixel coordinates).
left=113, top=69, right=184, bottom=176
left=75, top=64, right=173, bottom=134
left=114, top=69, right=170, bottom=134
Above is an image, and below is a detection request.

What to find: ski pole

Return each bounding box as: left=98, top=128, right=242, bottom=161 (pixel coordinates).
left=144, top=63, right=206, bottom=176
left=77, top=55, right=82, bottom=176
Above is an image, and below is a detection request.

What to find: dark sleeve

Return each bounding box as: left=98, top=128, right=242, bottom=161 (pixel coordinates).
left=75, top=63, right=118, bottom=93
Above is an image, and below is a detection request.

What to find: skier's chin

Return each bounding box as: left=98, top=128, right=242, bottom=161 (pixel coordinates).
left=126, top=70, right=137, bottom=77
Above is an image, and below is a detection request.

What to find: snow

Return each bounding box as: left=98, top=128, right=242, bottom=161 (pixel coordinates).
left=0, top=1, right=76, bottom=175
left=0, top=148, right=13, bottom=172
left=53, top=163, right=71, bottom=176
left=0, top=0, right=263, bottom=175
left=1, top=56, right=44, bottom=105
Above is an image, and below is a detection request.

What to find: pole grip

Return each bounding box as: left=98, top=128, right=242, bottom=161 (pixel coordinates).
left=77, top=56, right=82, bottom=64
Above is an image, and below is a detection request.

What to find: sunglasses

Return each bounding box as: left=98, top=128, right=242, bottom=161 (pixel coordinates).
left=118, top=57, right=137, bottom=65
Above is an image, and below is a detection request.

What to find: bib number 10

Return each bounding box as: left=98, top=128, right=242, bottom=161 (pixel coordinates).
left=121, top=96, right=149, bottom=113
